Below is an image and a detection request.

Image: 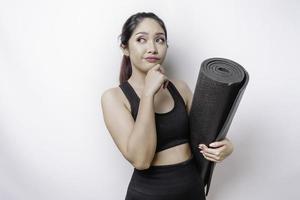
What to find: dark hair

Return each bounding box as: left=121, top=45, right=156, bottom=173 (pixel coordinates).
left=118, top=12, right=168, bottom=84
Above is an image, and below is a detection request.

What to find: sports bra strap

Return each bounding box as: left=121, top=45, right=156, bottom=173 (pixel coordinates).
left=119, top=81, right=140, bottom=120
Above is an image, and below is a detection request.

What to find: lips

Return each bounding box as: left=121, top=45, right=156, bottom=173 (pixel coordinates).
left=145, top=57, right=160, bottom=63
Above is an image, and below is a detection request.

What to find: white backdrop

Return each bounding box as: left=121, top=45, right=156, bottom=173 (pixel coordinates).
left=1, top=0, right=299, bottom=199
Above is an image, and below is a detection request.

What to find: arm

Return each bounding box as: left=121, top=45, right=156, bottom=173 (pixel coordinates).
left=126, top=91, right=157, bottom=169
left=101, top=88, right=156, bottom=170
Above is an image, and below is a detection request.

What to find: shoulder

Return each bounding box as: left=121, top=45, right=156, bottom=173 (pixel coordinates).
left=169, top=78, right=189, bottom=89
left=101, top=85, right=130, bottom=111
left=101, top=86, right=118, bottom=102
left=169, top=78, right=192, bottom=105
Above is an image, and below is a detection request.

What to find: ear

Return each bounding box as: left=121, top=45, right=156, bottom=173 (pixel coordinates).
left=120, top=44, right=129, bottom=57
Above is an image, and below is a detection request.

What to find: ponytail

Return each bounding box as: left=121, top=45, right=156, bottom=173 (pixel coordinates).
left=119, top=55, right=132, bottom=84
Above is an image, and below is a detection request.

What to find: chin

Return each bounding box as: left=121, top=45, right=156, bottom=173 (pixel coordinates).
left=137, top=61, right=162, bottom=72
left=141, top=63, right=157, bottom=70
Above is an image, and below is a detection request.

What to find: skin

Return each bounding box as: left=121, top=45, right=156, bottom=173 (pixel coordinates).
left=101, top=18, right=234, bottom=169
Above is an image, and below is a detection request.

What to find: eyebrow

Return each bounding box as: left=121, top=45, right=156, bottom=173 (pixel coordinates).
left=135, top=32, right=165, bottom=36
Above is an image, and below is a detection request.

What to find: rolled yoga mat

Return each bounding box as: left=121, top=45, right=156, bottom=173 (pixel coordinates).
left=189, top=57, right=249, bottom=196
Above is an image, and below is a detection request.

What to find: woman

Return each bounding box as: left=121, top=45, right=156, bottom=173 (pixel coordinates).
left=101, top=12, right=234, bottom=200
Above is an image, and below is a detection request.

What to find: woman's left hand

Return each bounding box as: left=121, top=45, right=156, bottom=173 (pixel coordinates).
left=198, top=137, right=234, bottom=163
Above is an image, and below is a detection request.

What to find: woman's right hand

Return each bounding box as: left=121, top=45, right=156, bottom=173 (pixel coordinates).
left=143, top=64, right=169, bottom=96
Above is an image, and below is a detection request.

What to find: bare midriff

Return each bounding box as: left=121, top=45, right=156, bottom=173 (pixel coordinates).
left=150, top=143, right=193, bottom=166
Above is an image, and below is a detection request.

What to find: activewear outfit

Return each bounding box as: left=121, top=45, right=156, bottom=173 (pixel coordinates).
left=119, top=80, right=206, bottom=200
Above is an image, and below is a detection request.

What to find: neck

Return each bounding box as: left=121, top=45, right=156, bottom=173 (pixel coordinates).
left=128, top=66, right=147, bottom=89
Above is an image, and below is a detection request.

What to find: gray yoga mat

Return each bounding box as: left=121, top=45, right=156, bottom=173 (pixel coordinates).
left=189, top=58, right=249, bottom=196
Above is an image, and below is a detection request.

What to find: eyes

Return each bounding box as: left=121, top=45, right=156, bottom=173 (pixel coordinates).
left=136, top=37, right=166, bottom=44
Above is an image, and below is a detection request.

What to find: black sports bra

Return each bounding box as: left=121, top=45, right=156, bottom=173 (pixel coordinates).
left=119, top=80, right=190, bottom=152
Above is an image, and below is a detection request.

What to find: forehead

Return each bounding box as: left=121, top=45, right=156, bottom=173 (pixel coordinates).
left=132, top=18, right=165, bottom=35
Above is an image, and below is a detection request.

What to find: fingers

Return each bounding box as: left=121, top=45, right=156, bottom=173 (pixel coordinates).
left=151, top=64, right=166, bottom=75
left=199, top=144, right=225, bottom=155
left=198, top=144, right=226, bottom=163
left=157, top=66, right=166, bottom=74
left=146, top=64, right=169, bottom=92
left=157, top=67, right=168, bottom=88
left=208, top=140, right=227, bottom=148
left=154, top=65, right=169, bottom=89
left=151, top=64, right=162, bottom=72
left=201, top=151, right=221, bottom=163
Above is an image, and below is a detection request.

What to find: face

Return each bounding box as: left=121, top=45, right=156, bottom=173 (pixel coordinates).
left=122, top=18, right=168, bottom=72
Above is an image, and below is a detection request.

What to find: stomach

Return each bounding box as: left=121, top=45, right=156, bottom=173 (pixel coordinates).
left=150, top=143, right=193, bottom=166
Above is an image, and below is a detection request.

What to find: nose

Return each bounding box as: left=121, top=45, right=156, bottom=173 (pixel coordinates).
left=147, top=40, right=158, bottom=54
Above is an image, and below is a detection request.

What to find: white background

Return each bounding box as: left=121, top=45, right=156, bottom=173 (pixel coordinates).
left=1, top=0, right=299, bottom=199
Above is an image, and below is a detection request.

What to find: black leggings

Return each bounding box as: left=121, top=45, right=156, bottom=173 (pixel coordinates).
left=125, top=155, right=206, bottom=200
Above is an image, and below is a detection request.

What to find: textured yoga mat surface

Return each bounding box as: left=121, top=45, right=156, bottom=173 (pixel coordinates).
left=189, top=58, right=249, bottom=196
